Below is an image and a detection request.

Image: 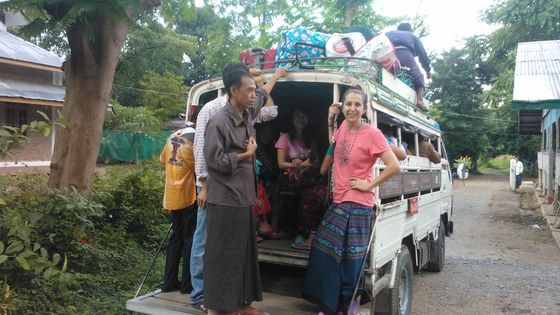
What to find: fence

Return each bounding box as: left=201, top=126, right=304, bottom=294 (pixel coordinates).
left=98, top=131, right=172, bottom=163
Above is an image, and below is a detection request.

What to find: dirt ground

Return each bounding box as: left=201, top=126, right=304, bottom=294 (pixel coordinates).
left=411, top=172, right=560, bottom=315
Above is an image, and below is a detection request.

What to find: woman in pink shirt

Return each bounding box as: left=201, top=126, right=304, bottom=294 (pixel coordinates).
left=303, top=87, right=401, bottom=314
left=273, top=109, right=330, bottom=249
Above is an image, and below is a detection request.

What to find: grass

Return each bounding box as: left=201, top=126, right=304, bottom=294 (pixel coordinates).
left=479, top=155, right=512, bottom=174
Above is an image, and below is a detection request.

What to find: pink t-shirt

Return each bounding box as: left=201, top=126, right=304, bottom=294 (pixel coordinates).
left=333, top=120, right=390, bottom=207
left=274, top=133, right=311, bottom=161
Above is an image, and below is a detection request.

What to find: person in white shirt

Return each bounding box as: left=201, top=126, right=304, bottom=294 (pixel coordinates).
left=515, top=157, right=524, bottom=189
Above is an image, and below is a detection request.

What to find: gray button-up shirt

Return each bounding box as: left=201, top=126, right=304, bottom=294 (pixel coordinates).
left=203, top=88, right=268, bottom=207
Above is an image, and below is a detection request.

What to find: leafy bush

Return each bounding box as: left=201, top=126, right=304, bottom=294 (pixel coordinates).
left=93, top=158, right=167, bottom=247
left=0, top=160, right=169, bottom=314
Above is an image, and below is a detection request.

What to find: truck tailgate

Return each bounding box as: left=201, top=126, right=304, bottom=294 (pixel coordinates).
left=126, top=290, right=320, bottom=314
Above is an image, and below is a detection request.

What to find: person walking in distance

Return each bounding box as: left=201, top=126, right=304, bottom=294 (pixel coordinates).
left=515, top=156, right=524, bottom=189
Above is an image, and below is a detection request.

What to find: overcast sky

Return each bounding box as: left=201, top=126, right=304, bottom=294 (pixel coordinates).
left=193, top=0, right=499, bottom=54
left=375, top=0, right=499, bottom=54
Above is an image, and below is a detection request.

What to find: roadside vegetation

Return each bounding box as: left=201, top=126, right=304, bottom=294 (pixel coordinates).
left=0, top=0, right=558, bottom=313
left=479, top=155, right=512, bottom=174
left=0, top=161, right=168, bottom=314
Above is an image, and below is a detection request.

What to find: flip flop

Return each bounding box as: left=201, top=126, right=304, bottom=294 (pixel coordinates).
left=258, top=229, right=283, bottom=239
left=291, top=235, right=311, bottom=250
left=192, top=302, right=208, bottom=313
left=239, top=306, right=269, bottom=315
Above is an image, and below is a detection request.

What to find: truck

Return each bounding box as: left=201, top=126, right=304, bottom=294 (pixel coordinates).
left=126, top=57, right=454, bottom=315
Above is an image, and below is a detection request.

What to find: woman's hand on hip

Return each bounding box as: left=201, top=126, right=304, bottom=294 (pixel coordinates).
left=348, top=178, right=372, bottom=191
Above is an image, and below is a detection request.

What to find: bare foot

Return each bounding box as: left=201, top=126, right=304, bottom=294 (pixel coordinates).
left=258, top=220, right=275, bottom=234
left=416, top=101, right=428, bottom=112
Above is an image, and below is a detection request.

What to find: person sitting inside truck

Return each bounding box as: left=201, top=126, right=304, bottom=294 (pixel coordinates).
left=385, top=23, right=432, bottom=111
left=413, top=136, right=441, bottom=164
left=379, top=124, right=407, bottom=161
left=303, top=87, right=401, bottom=314
left=272, top=108, right=330, bottom=249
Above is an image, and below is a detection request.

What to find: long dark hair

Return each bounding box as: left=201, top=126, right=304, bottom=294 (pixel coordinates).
left=284, top=108, right=318, bottom=162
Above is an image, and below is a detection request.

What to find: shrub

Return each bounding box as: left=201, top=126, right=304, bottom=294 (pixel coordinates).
left=0, top=160, right=169, bottom=314
left=92, top=158, right=167, bottom=248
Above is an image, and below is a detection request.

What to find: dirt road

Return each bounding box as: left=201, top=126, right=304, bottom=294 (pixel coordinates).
left=412, top=172, right=560, bottom=315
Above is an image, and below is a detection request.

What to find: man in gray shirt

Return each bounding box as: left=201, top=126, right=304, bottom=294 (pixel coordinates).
left=203, top=66, right=287, bottom=315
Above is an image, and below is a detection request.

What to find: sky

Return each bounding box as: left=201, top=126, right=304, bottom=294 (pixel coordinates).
left=194, top=0, right=499, bottom=54
left=374, top=0, right=499, bottom=54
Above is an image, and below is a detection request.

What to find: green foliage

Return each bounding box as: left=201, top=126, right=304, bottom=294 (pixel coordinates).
left=104, top=103, right=163, bottom=163
left=139, top=71, right=189, bottom=121
left=92, top=159, right=167, bottom=246
left=0, top=281, right=18, bottom=315
left=479, top=155, right=512, bottom=174
left=0, top=172, right=103, bottom=313
left=453, top=155, right=473, bottom=169
left=104, top=103, right=161, bottom=132
left=173, top=4, right=252, bottom=85
left=429, top=46, right=490, bottom=170
left=478, top=0, right=558, bottom=161
left=0, top=161, right=168, bottom=313
left=0, top=111, right=66, bottom=161
left=113, top=14, right=197, bottom=107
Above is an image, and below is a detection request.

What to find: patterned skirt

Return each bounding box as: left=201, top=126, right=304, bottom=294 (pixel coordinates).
left=303, top=202, right=373, bottom=314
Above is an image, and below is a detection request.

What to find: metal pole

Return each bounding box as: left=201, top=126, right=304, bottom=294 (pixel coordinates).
left=134, top=222, right=173, bottom=298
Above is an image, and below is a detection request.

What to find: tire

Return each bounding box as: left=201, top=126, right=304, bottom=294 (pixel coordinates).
left=427, top=222, right=445, bottom=272
left=382, top=245, right=413, bottom=315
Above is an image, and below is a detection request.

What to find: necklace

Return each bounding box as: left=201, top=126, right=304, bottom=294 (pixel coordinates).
left=338, top=121, right=362, bottom=166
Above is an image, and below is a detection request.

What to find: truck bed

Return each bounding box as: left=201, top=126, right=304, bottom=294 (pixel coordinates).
left=127, top=290, right=324, bottom=315
left=257, top=238, right=309, bottom=267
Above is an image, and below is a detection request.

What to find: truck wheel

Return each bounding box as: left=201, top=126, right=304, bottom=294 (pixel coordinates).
left=427, top=222, right=445, bottom=272
left=382, top=245, right=413, bottom=315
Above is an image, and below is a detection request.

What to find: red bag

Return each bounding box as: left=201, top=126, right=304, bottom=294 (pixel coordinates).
left=262, top=48, right=277, bottom=69
left=239, top=47, right=277, bottom=69
left=252, top=182, right=271, bottom=216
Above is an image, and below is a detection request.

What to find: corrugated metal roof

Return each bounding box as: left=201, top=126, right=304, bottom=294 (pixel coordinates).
left=0, top=78, right=64, bottom=102
left=0, top=30, right=63, bottom=68
left=512, top=40, right=560, bottom=105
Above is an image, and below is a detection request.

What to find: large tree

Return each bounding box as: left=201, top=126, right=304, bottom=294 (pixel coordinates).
left=112, top=13, right=196, bottom=107
left=429, top=44, right=490, bottom=169
left=2, top=0, right=165, bottom=191
left=480, top=0, right=560, bottom=161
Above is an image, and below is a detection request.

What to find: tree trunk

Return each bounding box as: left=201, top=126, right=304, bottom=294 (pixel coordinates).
left=343, top=2, right=359, bottom=27
left=48, top=16, right=129, bottom=192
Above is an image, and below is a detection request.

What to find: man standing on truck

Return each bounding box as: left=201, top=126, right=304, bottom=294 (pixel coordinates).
left=385, top=22, right=432, bottom=111
left=190, top=65, right=285, bottom=311
left=202, top=67, right=287, bottom=315
left=159, top=127, right=197, bottom=294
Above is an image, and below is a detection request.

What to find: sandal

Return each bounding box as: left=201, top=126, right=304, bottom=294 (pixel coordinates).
left=256, top=235, right=264, bottom=243
left=239, top=306, right=269, bottom=315
left=258, top=229, right=283, bottom=239
left=192, top=302, right=208, bottom=313
left=290, top=235, right=311, bottom=250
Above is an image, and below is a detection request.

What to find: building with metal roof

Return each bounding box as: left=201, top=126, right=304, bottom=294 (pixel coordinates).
left=0, top=12, right=65, bottom=172
left=0, top=30, right=63, bottom=70
left=511, top=40, right=560, bottom=200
